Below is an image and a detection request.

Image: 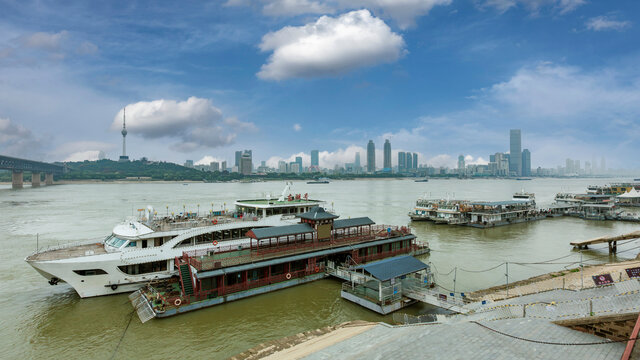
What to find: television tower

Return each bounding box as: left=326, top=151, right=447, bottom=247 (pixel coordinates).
left=119, top=107, right=130, bottom=162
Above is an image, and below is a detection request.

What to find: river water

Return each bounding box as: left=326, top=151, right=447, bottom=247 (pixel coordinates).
left=1, top=178, right=639, bottom=359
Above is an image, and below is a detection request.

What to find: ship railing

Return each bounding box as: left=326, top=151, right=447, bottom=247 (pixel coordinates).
left=188, top=266, right=325, bottom=302
left=29, top=236, right=106, bottom=255
left=185, top=225, right=412, bottom=271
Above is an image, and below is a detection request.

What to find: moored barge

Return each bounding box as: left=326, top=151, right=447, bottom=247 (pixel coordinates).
left=130, top=207, right=429, bottom=322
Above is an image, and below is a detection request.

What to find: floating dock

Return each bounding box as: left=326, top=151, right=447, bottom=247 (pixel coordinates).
left=130, top=207, right=430, bottom=322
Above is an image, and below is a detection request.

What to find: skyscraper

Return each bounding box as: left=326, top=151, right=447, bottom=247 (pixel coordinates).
left=521, top=149, right=531, bottom=177
left=311, top=150, right=319, bottom=167
left=221, top=161, right=227, bottom=172
left=458, top=155, right=465, bottom=174
left=406, top=152, right=413, bottom=170
left=413, top=153, right=418, bottom=169
left=235, top=151, right=242, bottom=167
left=295, top=156, right=303, bottom=173
left=240, top=152, right=252, bottom=175
left=383, top=139, right=391, bottom=172
left=355, top=152, right=361, bottom=167
left=366, top=140, right=375, bottom=173
left=398, top=152, right=406, bottom=172
left=509, top=129, right=522, bottom=176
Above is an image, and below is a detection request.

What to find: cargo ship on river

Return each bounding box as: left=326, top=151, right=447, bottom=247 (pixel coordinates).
left=129, top=206, right=429, bottom=322
left=25, top=183, right=325, bottom=298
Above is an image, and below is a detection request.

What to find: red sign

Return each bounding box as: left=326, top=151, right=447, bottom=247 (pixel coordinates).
left=438, top=294, right=447, bottom=301
left=592, top=273, right=614, bottom=285
left=626, top=267, right=640, bottom=279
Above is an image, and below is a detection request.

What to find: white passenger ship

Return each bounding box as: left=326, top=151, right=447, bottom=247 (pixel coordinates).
left=26, top=183, right=324, bottom=298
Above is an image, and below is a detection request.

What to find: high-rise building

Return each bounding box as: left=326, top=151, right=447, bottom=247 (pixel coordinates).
left=295, top=156, right=303, bottom=173
left=210, top=162, right=219, bottom=172
left=406, top=152, right=413, bottom=170
left=398, top=152, right=406, bottom=172
left=566, top=158, right=574, bottom=174
left=458, top=155, right=465, bottom=174
left=235, top=151, right=242, bottom=167
left=240, top=152, right=252, bottom=175
left=221, top=161, right=227, bottom=172
left=521, top=149, right=531, bottom=177
left=119, top=107, right=130, bottom=162
left=290, top=163, right=300, bottom=173
left=184, top=160, right=194, bottom=168
left=278, top=161, right=287, bottom=173
left=509, top=129, right=522, bottom=176
left=412, top=153, right=418, bottom=169
left=383, top=139, right=391, bottom=172
left=366, top=140, right=375, bottom=173
left=311, top=150, right=319, bottom=167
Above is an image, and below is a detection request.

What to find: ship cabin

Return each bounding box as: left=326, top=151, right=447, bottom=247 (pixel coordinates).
left=133, top=207, right=424, bottom=320
left=468, top=200, right=537, bottom=225
left=234, top=194, right=324, bottom=218
left=617, top=188, right=640, bottom=207
left=340, top=255, right=433, bottom=314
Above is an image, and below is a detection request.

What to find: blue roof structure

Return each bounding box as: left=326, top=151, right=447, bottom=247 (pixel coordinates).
left=355, top=255, right=428, bottom=281
left=333, top=217, right=375, bottom=229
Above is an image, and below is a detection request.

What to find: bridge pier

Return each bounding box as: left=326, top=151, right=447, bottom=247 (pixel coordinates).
left=12, top=170, right=23, bottom=189
left=45, top=173, right=54, bottom=186
left=609, top=241, right=617, bottom=255
left=31, top=172, right=41, bottom=187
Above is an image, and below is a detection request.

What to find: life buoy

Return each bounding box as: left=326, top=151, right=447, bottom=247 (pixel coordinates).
left=212, top=219, right=218, bottom=225
left=174, top=298, right=182, bottom=306
left=314, top=267, right=320, bottom=273
left=212, top=240, right=219, bottom=246
left=285, top=273, right=292, bottom=280
left=111, top=284, right=118, bottom=291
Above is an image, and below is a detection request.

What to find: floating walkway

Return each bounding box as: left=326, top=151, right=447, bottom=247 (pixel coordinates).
left=570, top=230, right=640, bottom=254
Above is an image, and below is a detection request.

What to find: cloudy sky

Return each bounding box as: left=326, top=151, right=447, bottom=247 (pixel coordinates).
left=0, top=0, right=638, bottom=169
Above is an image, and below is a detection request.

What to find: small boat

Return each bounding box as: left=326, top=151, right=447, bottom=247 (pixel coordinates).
left=414, top=178, right=429, bottom=182
left=308, top=177, right=330, bottom=184
left=515, top=177, right=532, bottom=181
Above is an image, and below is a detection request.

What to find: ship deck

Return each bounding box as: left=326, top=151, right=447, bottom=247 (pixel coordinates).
left=27, top=243, right=107, bottom=261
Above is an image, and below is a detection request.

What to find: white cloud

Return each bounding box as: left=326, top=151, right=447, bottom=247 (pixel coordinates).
left=76, top=41, right=99, bottom=55
left=341, top=0, right=452, bottom=29
left=110, top=97, right=257, bottom=152
left=52, top=141, right=115, bottom=162
left=64, top=150, right=105, bottom=162
left=195, top=155, right=225, bottom=165
left=263, top=0, right=334, bottom=16
left=239, top=0, right=451, bottom=29
left=293, top=123, right=302, bottom=131
left=586, top=16, right=632, bottom=32
left=21, top=30, right=69, bottom=51
left=0, top=117, right=44, bottom=159
left=257, top=10, right=406, bottom=80
left=485, top=62, right=640, bottom=120
left=481, top=0, right=585, bottom=15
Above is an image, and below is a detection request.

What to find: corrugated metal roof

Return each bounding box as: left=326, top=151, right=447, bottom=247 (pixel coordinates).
left=250, top=223, right=313, bottom=240
left=195, top=234, right=416, bottom=279
left=333, top=217, right=375, bottom=229
left=470, top=200, right=530, bottom=206
left=354, top=255, right=427, bottom=281
left=297, top=206, right=339, bottom=220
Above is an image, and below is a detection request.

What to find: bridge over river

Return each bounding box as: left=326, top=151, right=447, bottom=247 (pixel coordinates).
left=0, top=155, right=65, bottom=189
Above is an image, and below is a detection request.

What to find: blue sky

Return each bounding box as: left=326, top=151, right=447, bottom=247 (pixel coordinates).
left=0, top=0, right=639, bottom=169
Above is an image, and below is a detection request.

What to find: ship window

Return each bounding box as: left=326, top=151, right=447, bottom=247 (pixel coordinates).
left=106, top=235, right=128, bottom=248
left=118, top=260, right=168, bottom=275
left=128, top=241, right=137, bottom=247
left=73, top=269, right=108, bottom=276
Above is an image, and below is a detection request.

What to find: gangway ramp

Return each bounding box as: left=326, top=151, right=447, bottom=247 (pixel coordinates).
left=403, top=285, right=470, bottom=314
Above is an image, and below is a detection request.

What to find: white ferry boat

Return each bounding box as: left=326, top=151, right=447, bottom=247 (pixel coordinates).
left=25, top=183, right=324, bottom=298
